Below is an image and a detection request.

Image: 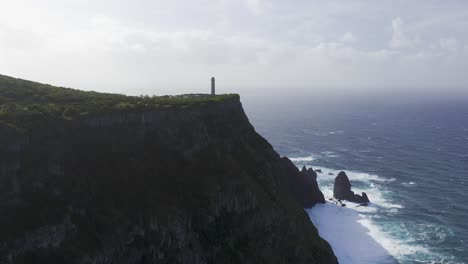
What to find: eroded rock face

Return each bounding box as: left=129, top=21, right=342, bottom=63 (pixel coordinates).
left=0, top=95, right=337, bottom=264
left=333, top=171, right=370, bottom=204
left=278, top=160, right=326, bottom=208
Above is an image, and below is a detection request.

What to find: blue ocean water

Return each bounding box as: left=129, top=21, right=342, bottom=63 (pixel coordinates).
left=244, top=96, right=468, bottom=263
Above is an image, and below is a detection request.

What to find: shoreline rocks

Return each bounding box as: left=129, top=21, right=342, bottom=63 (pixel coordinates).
left=333, top=171, right=370, bottom=203
left=279, top=158, right=326, bottom=208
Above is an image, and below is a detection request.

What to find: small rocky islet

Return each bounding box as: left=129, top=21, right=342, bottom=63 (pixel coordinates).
left=333, top=171, right=370, bottom=204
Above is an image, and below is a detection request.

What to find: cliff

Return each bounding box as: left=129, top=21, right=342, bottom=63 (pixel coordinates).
left=0, top=75, right=336, bottom=263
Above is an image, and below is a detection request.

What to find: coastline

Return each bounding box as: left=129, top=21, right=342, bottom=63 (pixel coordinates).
left=307, top=203, right=397, bottom=264
left=294, top=163, right=407, bottom=263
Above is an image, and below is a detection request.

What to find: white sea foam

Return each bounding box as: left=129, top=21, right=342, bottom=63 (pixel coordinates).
left=321, top=151, right=339, bottom=158
left=308, top=199, right=426, bottom=263
left=310, top=166, right=402, bottom=210
left=357, top=217, right=429, bottom=256
left=329, top=130, right=344, bottom=134
left=289, top=156, right=316, bottom=162
left=297, top=163, right=432, bottom=263
left=292, top=153, right=344, bottom=163
left=310, top=166, right=396, bottom=183
left=307, top=203, right=397, bottom=264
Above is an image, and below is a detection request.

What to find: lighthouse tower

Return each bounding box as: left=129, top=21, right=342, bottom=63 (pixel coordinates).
left=211, top=77, right=215, bottom=96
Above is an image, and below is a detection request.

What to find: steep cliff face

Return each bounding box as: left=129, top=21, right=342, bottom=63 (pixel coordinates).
left=277, top=160, right=325, bottom=208
left=0, top=76, right=336, bottom=264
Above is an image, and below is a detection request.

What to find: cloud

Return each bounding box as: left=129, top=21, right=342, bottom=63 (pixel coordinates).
left=340, top=32, right=357, bottom=43
left=0, top=1, right=468, bottom=96
left=244, top=0, right=262, bottom=15
left=390, top=17, right=418, bottom=49
left=439, top=38, right=459, bottom=52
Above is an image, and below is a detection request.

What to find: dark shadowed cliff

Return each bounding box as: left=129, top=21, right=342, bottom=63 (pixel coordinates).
left=0, top=75, right=336, bottom=264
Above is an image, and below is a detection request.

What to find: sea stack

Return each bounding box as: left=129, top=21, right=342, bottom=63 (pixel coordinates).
left=333, top=171, right=370, bottom=203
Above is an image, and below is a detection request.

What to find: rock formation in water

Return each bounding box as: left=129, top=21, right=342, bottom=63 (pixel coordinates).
left=333, top=171, right=370, bottom=204
left=0, top=74, right=337, bottom=264
left=278, top=162, right=325, bottom=208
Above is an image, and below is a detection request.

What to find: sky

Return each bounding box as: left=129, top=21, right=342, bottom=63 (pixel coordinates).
left=1, top=0, right=468, bottom=97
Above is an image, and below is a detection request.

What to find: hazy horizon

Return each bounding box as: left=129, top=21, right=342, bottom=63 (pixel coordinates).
left=1, top=0, right=468, bottom=97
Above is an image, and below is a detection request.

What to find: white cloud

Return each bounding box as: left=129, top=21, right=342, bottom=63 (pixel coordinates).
left=244, top=0, right=262, bottom=15
left=0, top=1, right=468, bottom=96
left=439, top=38, right=459, bottom=52
left=390, top=17, right=417, bottom=49
left=340, top=32, right=357, bottom=43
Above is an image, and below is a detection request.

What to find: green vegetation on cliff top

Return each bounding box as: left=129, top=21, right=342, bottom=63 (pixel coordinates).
left=0, top=74, right=237, bottom=131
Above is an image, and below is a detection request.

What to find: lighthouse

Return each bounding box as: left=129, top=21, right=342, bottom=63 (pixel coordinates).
left=211, top=77, right=215, bottom=96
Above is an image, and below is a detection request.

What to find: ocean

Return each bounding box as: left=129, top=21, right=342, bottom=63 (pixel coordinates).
left=244, top=95, right=468, bottom=264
